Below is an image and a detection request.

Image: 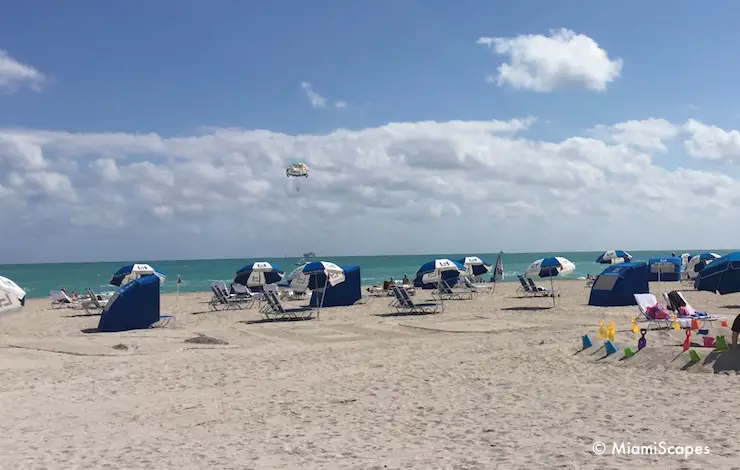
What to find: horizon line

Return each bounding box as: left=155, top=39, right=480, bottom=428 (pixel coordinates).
left=0, top=248, right=734, bottom=267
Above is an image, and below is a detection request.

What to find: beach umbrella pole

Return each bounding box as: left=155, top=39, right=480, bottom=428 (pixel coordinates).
left=318, top=272, right=328, bottom=320
left=550, top=275, right=555, bottom=307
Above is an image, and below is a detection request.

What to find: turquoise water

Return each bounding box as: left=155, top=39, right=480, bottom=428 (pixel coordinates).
left=0, top=250, right=721, bottom=299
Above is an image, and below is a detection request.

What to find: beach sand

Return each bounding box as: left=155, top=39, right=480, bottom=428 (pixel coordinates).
left=1, top=280, right=738, bottom=469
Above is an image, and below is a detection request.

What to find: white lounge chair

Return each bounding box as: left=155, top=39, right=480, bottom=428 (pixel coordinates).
left=661, top=291, right=725, bottom=328
left=82, top=288, right=109, bottom=315
left=50, top=290, right=81, bottom=309
left=634, top=293, right=694, bottom=330
left=462, top=276, right=494, bottom=294
left=230, top=283, right=262, bottom=303
left=527, top=278, right=557, bottom=297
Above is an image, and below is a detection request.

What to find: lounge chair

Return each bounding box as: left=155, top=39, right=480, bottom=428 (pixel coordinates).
left=50, top=290, right=81, bottom=309
left=661, top=291, right=725, bottom=328
left=527, top=278, right=557, bottom=297
left=82, top=288, right=109, bottom=315
left=431, top=279, right=473, bottom=301
left=389, top=285, right=439, bottom=315
left=209, top=283, right=251, bottom=311
left=230, top=283, right=261, bottom=303
left=633, top=293, right=691, bottom=330
left=461, top=276, right=493, bottom=294
left=259, top=290, right=314, bottom=320
left=516, top=275, right=548, bottom=297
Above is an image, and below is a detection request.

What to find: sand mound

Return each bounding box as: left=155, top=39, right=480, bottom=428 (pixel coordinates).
left=184, top=333, right=229, bottom=345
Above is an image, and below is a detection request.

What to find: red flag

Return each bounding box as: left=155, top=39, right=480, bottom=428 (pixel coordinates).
left=177, top=275, right=182, bottom=284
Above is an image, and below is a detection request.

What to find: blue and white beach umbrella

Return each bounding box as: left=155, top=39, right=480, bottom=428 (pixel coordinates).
left=292, top=261, right=345, bottom=317
left=417, top=259, right=466, bottom=284
left=595, top=250, right=632, bottom=264
left=110, top=263, right=166, bottom=287
left=687, top=252, right=721, bottom=279
left=0, top=275, right=25, bottom=315
left=695, top=252, right=740, bottom=294
left=524, top=257, right=576, bottom=305
left=456, top=256, right=492, bottom=277
left=525, top=257, right=576, bottom=278
left=234, top=262, right=284, bottom=287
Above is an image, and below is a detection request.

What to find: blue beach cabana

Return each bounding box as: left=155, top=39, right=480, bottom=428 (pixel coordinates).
left=648, top=257, right=681, bottom=282
left=98, top=275, right=162, bottom=332
left=588, top=262, right=649, bottom=306
left=309, top=266, right=361, bottom=307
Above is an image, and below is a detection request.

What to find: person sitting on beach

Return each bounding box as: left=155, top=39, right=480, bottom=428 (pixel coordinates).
left=732, top=314, right=740, bottom=349
left=402, top=274, right=410, bottom=285
left=382, top=280, right=391, bottom=290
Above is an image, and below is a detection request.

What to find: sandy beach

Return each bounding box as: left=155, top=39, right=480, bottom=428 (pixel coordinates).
left=1, top=280, right=739, bottom=469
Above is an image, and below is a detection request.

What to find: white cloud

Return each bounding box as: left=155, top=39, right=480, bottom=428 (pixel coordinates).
left=683, top=119, right=740, bottom=162
left=300, top=82, right=347, bottom=110
left=590, top=118, right=680, bottom=151
left=0, top=49, right=46, bottom=93
left=1, top=116, right=740, bottom=263
left=477, top=28, right=623, bottom=92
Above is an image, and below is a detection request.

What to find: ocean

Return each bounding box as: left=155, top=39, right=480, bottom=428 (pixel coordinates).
left=0, top=250, right=715, bottom=299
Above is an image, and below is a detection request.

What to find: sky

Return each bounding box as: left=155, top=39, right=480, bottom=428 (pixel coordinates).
left=3, top=1, right=740, bottom=263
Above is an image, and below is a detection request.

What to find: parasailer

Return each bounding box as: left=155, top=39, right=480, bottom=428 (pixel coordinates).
left=285, top=162, right=309, bottom=191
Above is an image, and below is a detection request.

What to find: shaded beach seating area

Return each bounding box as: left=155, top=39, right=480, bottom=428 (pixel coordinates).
left=431, top=279, right=474, bottom=301
left=516, top=275, right=552, bottom=297
left=209, top=282, right=253, bottom=311
left=460, top=276, right=494, bottom=294
left=230, top=282, right=262, bottom=302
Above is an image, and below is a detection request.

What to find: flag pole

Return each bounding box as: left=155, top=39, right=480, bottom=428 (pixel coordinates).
left=176, top=274, right=181, bottom=314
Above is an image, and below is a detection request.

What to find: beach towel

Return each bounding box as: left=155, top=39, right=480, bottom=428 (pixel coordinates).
left=646, top=304, right=670, bottom=319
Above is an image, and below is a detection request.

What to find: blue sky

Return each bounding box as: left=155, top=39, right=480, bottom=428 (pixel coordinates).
left=3, top=1, right=739, bottom=136
left=3, top=2, right=740, bottom=263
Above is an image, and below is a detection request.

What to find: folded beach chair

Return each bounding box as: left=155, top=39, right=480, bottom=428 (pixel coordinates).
left=431, top=279, right=474, bottom=301
left=259, top=290, right=314, bottom=320
left=389, top=285, right=439, bottom=315
left=209, top=283, right=251, bottom=311
left=82, top=288, right=109, bottom=315
left=661, top=291, right=725, bottom=328
left=527, top=278, right=557, bottom=297
left=50, top=290, right=81, bottom=309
